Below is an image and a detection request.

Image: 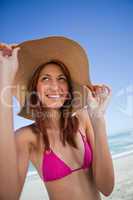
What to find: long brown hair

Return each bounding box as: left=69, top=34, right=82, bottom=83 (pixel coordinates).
left=26, top=59, right=79, bottom=151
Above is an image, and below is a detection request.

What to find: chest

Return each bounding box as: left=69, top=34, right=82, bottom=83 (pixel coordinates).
left=30, top=126, right=87, bottom=178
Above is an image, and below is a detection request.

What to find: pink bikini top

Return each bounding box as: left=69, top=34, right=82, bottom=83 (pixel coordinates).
left=41, top=129, right=93, bottom=182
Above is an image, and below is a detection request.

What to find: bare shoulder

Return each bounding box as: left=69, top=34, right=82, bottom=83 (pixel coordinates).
left=14, top=124, right=38, bottom=152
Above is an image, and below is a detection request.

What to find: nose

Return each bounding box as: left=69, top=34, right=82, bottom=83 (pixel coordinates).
left=49, top=80, right=60, bottom=91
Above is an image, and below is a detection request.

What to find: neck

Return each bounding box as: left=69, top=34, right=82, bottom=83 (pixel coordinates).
left=43, top=108, right=61, bottom=130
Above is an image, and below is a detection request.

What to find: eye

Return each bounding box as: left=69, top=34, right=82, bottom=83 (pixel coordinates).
left=58, top=77, right=67, bottom=81
left=40, top=76, right=67, bottom=82
left=41, top=77, right=49, bottom=81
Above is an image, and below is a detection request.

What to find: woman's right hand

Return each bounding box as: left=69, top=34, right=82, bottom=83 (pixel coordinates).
left=0, top=43, right=20, bottom=84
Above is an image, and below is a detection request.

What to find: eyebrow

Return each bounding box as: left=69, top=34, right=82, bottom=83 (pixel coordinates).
left=40, top=73, right=66, bottom=77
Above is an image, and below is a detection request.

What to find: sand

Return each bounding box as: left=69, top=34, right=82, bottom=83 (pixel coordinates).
left=20, top=153, right=133, bottom=200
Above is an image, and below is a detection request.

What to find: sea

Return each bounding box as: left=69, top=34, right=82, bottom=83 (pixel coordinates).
left=27, top=130, right=133, bottom=176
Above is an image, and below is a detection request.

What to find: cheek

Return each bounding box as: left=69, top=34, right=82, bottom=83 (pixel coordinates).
left=37, top=82, right=69, bottom=95
left=36, top=83, right=41, bottom=94
left=36, top=82, right=47, bottom=94
left=62, top=84, right=69, bottom=96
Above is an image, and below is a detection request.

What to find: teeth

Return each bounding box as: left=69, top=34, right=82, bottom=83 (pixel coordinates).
left=47, top=95, right=61, bottom=98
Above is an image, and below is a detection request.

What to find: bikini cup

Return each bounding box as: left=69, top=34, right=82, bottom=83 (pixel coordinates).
left=41, top=129, right=93, bottom=181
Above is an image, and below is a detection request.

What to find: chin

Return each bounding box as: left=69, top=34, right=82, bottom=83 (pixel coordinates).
left=42, top=102, right=64, bottom=109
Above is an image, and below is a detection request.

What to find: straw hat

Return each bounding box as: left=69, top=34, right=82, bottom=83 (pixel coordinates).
left=13, top=36, right=92, bottom=120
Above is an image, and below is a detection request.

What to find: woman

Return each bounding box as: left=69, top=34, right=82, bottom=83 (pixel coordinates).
left=0, top=36, right=114, bottom=200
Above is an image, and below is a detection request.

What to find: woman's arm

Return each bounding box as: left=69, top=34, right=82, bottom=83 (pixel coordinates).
left=86, top=113, right=114, bottom=196
left=81, top=84, right=115, bottom=196
left=0, top=44, right=30, bottom=199
left=0, top=79, right=32, bottom=200
left=0, top=77, right=19, bottom=200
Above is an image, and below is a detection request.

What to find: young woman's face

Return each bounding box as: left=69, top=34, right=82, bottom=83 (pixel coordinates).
left=36, top=63, right=69, bottom=109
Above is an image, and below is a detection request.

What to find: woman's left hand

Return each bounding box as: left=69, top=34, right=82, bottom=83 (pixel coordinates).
left=84, top=84, right=112, bottom=118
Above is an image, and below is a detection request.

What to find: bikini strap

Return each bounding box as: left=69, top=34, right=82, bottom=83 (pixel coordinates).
left=79, top=128, right=86, bottom=141
left=79, top=129, right=92, bottom=153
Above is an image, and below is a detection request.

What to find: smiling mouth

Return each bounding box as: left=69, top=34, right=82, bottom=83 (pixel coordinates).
left=46, top=94, right=63, bottom=99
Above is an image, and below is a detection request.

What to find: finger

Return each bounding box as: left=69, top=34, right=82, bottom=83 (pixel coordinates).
left=86, top=85, right=97, bottom=98
left=2, top=48, right=12, bottom=56
left=101, top=88, right=112, bottom=109
left=0, top=43, right=19, bottom=51
left=102, top=85, right=112, bottom=96
left=0, top=43, right=12, bottom=57
left=93, top=85, right=108, bottom=105
left=11, top=47, right=20, bottom=58
left=10, top=44, right=19, bottom=49
left=95, top=86, right=103, bottom=95
left=96, top=84, right=111, bottom=96
left=0, top=43, right=11, bottom=50
left=91, top=85, right=103, bottom=99
left=83, top=85, right=94, bottom=99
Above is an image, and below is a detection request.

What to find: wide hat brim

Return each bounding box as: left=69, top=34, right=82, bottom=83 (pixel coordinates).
left=12, top=36, right=92, bottom=120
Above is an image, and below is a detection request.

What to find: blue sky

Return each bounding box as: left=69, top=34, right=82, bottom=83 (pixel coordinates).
left=1, top=0, right=133, bottom=134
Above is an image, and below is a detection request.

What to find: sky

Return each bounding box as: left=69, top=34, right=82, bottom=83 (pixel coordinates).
left=0, top=0, right=133, bottom=134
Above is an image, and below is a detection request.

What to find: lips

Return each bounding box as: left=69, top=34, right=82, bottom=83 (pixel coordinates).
left=46, top=94, right=63, bottom=99
left=47, top=95, right=60, bottom=98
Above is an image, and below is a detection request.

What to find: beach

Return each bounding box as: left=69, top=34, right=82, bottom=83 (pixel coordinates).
left=20, top=153, right=133, bottom=200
